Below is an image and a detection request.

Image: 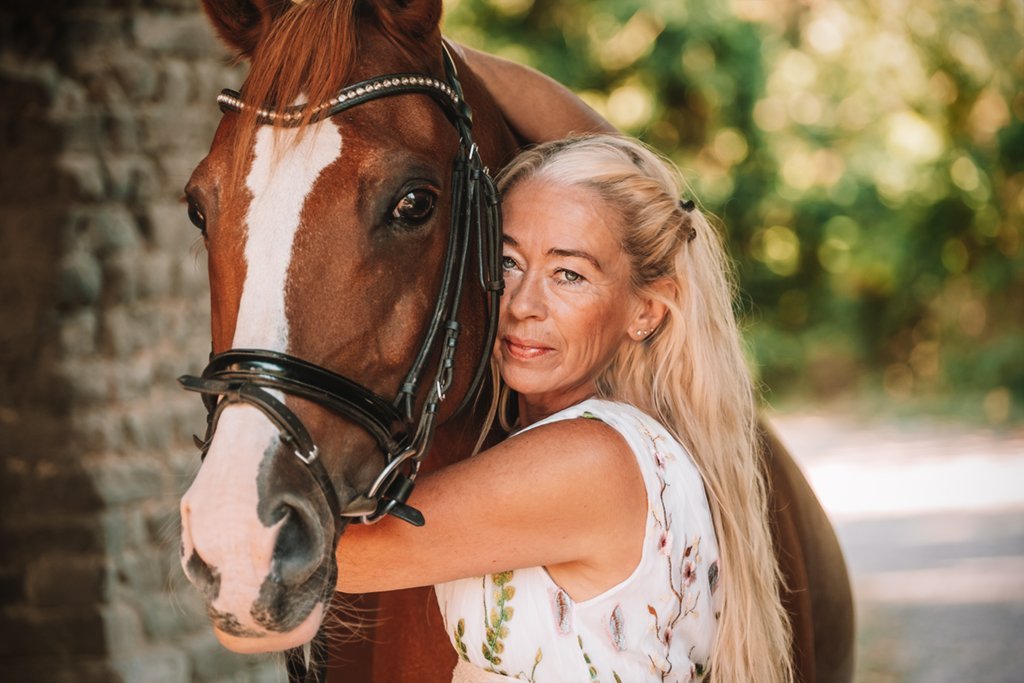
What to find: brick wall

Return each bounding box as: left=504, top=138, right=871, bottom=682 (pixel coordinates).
left=0, top=1, right=278, bottom=680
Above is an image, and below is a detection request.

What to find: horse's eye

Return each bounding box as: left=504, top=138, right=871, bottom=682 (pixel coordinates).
left=392, top=189, right=437, bottom=226
left=187, top=199, right=207, bottom=235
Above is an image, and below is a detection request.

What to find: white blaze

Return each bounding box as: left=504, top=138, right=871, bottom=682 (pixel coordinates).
left=234, top=122, right=343, bottom=349
left=182, top=121, right=343, bottom=638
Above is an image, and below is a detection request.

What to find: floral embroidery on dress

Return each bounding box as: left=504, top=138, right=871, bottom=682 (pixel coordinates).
left=481, top=571, right=515, bottom=671
left=577, top=634, right=599, bottom=680
left=473, top=570, right=544, bottom=681
left=657, top=529, right=674, bottom=556
left=649, top=431, right=675, bottom=471
left=575, top=632, right=624, bottom=682
left=642, top=424, right=708, bottom=681
left=608, top=604, right=626, bottom=651
left=552, top=587, right=573, bottom=635
left=453, top=618, right=470, bottom=662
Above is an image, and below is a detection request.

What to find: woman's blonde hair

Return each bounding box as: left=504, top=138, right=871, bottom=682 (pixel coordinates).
left=495, top=135, right=794, bottom=683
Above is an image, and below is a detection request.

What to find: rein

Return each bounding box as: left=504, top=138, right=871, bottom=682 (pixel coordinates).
left=179, top=47, right=503, bottom=682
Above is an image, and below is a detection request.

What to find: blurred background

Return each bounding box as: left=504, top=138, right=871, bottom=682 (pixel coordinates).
left=444, top=0, right=1024, bottom=422
left=442, top=0, right=1024, bottom=680
left=0, top=0, right=1020, bottom=681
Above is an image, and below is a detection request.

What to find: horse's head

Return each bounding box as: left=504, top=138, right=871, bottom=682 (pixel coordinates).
left=178, top=0, right=515, bottom=654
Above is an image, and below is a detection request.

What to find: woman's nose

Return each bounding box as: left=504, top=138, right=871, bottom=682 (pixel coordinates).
left=505, top=273, right=546, bottom=320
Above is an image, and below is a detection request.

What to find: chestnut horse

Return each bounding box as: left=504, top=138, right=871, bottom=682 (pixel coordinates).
left=177, top=1, right=855, bottom=682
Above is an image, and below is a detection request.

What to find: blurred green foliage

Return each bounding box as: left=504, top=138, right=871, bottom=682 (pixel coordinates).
left=443, top=0, right=1024, bottom=423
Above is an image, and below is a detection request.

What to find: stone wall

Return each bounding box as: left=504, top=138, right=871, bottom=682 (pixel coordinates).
left=0, top=1, right=278, bottom=680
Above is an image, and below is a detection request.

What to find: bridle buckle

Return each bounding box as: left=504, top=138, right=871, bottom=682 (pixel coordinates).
left=295, top=444, right=320, bottom=466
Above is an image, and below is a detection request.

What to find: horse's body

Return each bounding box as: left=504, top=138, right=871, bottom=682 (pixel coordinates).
left=179, top=1, right=854, bottom=681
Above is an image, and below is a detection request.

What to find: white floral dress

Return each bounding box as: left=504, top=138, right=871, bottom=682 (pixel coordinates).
left=434, top=399, right=722, bottom=683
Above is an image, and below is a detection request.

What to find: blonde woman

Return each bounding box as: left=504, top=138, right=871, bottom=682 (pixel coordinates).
left=337, top=135, right=793, bottom=683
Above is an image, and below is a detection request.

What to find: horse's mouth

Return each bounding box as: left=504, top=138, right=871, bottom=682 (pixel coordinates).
left=209, top=607, right=267, bottom=638
left=212, top=602, right=328, bottom=654
left=250, top=558, right=336, bottom=632
left=198, top=557, right=337, bottom=653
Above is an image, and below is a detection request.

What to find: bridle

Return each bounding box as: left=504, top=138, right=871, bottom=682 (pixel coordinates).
left=178, top=47, right=503, bottom=682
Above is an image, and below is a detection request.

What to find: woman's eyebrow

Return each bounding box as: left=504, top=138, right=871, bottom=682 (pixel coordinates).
left=502, top=235, right=602, bottom=271
left=548, top=247, right=602, bottom=271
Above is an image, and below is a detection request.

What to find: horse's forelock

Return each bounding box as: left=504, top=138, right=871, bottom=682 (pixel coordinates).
left=228, top=0, right=360, bottom=166
left=227, top=0, right=442, bottom=175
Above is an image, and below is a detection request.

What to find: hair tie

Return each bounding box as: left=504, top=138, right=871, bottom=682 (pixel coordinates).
left=678, top=199, right=697, bottom=242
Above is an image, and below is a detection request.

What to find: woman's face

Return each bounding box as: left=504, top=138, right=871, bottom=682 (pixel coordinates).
left=496, top=179, right=641, bottom=418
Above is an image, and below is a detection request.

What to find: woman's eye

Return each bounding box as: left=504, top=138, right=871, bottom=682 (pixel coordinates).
left=392, top=189, right=437, bottom=226
left=501, top=255, right=518, bottom=270
left=557, top=268, right=583, bottom=283
left=187, top=199, right=207, bottom=235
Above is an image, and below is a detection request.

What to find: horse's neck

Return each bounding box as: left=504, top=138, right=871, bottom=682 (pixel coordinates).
left=426, top=401, right=494, bottom=472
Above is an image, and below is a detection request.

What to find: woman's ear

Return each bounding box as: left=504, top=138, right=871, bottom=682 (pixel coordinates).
left=200, top=0, right=289, bottom=58
left=370, top=0, right=444, bottom=42
left=629, top=278, right=675, bottom=340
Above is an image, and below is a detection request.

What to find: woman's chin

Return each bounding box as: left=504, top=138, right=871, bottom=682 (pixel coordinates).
left=213, top=603, right=324, bottom=654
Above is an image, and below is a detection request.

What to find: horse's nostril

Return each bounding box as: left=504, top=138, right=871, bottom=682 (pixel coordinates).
left=272, top=502, right=324, bottom=587
left=185, top=550, right=221, bottom=601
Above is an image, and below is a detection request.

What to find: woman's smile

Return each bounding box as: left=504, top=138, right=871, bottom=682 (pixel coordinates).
left=502, top=335, right=554, bottom=361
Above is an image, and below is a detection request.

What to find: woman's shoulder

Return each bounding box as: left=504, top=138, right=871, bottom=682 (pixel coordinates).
left=490, top=401, right=646, bottom=489
left=525, top=397, right=657, bottom=427
left=510, top=402, right=631, bottom=461
left=526, top=398, right=672, bottom=441
left=514, top=399, right=682, bottom=470
left=525, top=399, right=702, bottom=491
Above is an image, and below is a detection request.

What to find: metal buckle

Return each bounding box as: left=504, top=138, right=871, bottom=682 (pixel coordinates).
left=295, top=444, right=319, bottom=466
left=365, top=447, right=419, bottom=500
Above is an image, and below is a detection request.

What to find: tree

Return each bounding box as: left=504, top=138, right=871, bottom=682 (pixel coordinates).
left=444, top=0, right=1024, bottom=423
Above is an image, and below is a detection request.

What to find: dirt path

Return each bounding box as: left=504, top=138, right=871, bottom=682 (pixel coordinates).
left=771, top=412, right=1024, bottom=683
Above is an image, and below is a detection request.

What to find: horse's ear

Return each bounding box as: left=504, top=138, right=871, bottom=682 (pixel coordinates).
left=200, top=0, right=290, bottom=58
left=369, top=0, right=444, bottom=41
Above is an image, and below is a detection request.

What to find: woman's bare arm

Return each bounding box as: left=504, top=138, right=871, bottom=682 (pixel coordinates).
left=451, top=42, right=617, bottom=143
left=335, top=417, right=645, bottom=599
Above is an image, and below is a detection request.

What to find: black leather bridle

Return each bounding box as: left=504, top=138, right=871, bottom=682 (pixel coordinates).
left=179, top=47, right=503, bottom=683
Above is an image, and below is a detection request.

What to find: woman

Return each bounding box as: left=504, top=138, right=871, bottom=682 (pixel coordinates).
left=337, top=135, right=793, bottom=683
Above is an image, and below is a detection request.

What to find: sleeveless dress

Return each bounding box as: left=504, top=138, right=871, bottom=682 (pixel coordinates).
left=434, top=399, right=722, bottom=683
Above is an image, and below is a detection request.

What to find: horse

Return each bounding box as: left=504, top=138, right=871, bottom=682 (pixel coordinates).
left=176, top=1, right=855, bottom=682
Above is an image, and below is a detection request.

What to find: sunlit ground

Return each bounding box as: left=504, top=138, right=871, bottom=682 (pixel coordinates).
left=772, top=411, right=1024, bottom=682
left=773, top=413, right=1024, bottom=520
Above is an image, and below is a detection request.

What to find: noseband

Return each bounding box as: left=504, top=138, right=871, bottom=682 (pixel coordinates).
left=180, top=47, right=503, bottom=529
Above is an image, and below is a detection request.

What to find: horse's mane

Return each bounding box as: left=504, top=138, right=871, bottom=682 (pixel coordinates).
left=232, top=0, right=439, bottom=162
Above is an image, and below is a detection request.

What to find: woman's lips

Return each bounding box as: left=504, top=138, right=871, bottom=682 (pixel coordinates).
left=503, top=336, right=552, bottom=360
